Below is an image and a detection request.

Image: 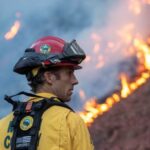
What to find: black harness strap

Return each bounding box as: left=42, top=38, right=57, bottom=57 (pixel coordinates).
left=4, top=93, right=73, bottom=150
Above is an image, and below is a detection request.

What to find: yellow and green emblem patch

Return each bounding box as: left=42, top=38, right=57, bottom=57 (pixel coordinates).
left=20, top=116, right=34, bottom=131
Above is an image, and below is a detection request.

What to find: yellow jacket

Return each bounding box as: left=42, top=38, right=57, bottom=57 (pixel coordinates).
left=0, top=93, right=94, bottom=150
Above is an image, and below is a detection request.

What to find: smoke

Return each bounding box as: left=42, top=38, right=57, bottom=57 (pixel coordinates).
left=69, top=0, right=150, bottom=109
left=0, top=0, right=94, bottom=118
left=0, top=0, right=149, bottom=118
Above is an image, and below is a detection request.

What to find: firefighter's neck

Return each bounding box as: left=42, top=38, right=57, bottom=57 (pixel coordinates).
left=35, top=83, right=55, bottom=95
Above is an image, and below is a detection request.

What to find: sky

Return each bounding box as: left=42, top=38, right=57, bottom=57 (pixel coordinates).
left=0, top=0, right=149, bottom=118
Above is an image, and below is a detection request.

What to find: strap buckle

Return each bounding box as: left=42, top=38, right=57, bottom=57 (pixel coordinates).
left=25, top=102, right=33, bottom=113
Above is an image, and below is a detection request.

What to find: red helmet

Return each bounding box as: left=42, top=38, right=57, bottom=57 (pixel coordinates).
left=13, top=36, right=86, bottom=74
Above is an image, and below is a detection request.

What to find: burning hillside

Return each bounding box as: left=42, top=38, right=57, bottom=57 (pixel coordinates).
left=78, top=27, right=150, bottom=150
left=79, top=36, right=150, bottom=126
left=76, top=1, right=150, bottom=149
left=89, top=78, right=150, bottom=150
left=77, top=0, right=150, bottom=126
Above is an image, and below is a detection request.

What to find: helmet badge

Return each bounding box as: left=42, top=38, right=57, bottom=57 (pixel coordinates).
left=40, top=44, right=51, bottom=54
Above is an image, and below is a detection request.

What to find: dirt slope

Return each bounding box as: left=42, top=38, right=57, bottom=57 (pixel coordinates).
left=89, top=79, right=150, bottom=150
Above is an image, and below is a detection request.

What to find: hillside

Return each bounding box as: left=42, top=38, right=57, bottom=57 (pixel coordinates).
left=89, top=79, right=150, bottom=150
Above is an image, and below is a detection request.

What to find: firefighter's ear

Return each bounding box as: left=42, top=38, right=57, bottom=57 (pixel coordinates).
left=44, top=71, right=56, bottom=84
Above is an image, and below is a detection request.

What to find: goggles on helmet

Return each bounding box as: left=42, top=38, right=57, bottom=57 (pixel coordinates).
left=47, top=40, right=85, bottom=64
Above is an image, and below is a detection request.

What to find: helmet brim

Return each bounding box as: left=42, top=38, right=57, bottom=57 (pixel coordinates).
left=47, top=63, right=82, bottom=70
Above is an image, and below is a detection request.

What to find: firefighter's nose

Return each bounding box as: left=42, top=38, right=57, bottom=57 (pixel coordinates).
left=72, top=74, right=78, bottom=85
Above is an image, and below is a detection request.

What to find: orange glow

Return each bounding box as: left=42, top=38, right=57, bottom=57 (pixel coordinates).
left=106, top=97, right=115, bottom=107
left=79, top=71, right=150, bottom=126
left=79, top=0, right=150, bottom=125
left=5, top=20, right=21, bottom=40
left=100, top=103, right=109, bottom=112
left=79, top=36, right=150, bottom=126
left=96, top=55, right=104, bottom=69
left=93, top=43, right=100, bottom=53
left=147, top=38, right=150, bottom=44
left=143, top=0, right=150, bottom=4
left=127, top=47, right=137, bottom=56
left=112, top=94, right=120, bottom=102
left=91, top=33, right=101, bottom=42
left=141, top=72, right=150, bottom=78
left=107, top=42, right=115, bottom=49
left=130, top=82, right=138, bottom=90
left=79, top=89, right=86, bottom=101
left=84, top=55, right=91, bottom=63
left=134, top=38, right=150, bottom=70
left=120, top=74, right=131, bottom=98
left=128, top=0, right=142, bottom=15
left=117, top=24, right=134, bottom=43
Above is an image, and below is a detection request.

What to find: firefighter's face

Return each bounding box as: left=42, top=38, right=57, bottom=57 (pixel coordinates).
left=48, top=67, right=78, bottom=101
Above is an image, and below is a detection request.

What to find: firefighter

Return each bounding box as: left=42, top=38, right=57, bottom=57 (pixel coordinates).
left=0, top=36, right=94, bottom=150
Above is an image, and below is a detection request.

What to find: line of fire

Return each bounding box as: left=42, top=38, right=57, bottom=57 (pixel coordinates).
left=78, top=0, right=150, bottom=126
left=78, top=35, right=150, bottom=126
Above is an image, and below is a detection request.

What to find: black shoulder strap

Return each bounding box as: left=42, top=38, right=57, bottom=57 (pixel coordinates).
left=42, top=98, right=74, bottom=112
left=9, top=97, right=73, bottom=150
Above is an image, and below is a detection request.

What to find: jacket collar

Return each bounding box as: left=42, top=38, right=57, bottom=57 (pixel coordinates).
left=28, top=92, right=59, bottom=102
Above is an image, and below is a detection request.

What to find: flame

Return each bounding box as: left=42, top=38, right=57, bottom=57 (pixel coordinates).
left=79, top=71, right=150, bottom=126
left=79, top=99, right=109, bottom=125
left=78, top=0, right=150, bottom=126
left=105, top=97, right=115, bottom=107
left=5, top=20, right=21, bottom=40
left=120, top=74, right=131, bottom=98
left=134, top=38, right=150, bottom=70
left=79, top=36, right=150, bottom=126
